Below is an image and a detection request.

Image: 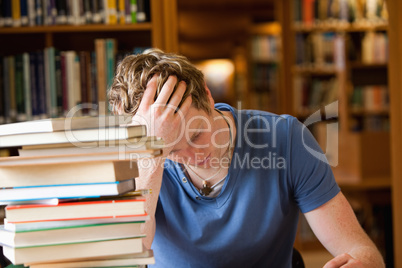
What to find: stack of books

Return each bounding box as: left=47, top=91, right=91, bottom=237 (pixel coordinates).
left=0, top=115, right=162, bottom=267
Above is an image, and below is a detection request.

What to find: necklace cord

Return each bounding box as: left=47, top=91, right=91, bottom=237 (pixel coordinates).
left=184, top=108, right=233, bottom=196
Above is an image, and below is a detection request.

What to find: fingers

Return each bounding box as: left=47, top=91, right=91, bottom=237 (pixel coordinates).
left=323, top=253, right=360, bottom=268
left=140, top=75, right=158, bottom=108
left=154, top=76, right=178, bottom=105
left=178, top=94, right=192, bottom=115
left=168, top=81, right=187, bottom=108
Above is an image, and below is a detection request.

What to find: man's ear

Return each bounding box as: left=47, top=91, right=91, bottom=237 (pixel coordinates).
left=204, top=83, right=215, bottom=109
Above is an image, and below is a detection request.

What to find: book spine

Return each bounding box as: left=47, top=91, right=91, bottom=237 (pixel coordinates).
left=90, top=50, right=98, bottom=115
left=43, top=47, right=52, bottom=117
left=8, top=56, right=17, bottom=122
left=83, top=0, right=92, bottom=24
left=70, top=0, right=80, bottom=25
left=105, top=38, right=116, bottom=89
left=106, top=0, right=116, bottom=24
left=29, top=52, right=38, bottom=119
left=48, top=47, right=58, bottom=117
left=3, top=0, right=12, bottom=27
left=95, top=39, right=106, bottom=106
left=102, top=0, right=108, bottom=24
left=20, top=0, right=29, bottom=25
left=12, top=0, right=21, bottom=27
left=65, top=51, right=76, bottom=112
left=129, top=0, right=136, bottom=23
left=60, top=51, right=68, bottom=114
left=118, top=0, right=125, bottom=24
left=54, top=49, right=63, bottom=116
left=27, top=0, right=35, bottom=26
left=22, top=52, right=32, bottom=121
left=41, top=0, right=48, bottom=25
left=65, top=0, right=73, bottom=24
left=0, top=0, right=4, bottom=27
left=15, top=54, right=26, bottom=121
left=91, top=0, right=101, bottom=23
left=78, top=0, right=85, bottom=24
left=35, top=0, right=43, bottom=25
left=49, top=0, right=57, bottom=25
left=136, top=0, right=145, bottom=22
left=73, top=52, right=82, bottom=112
left=124, top=0, right=130, bottom=23
left=2, top=57, right=10, bottom=123
left=36, top=50, right=47, bottom=118
left=79, top=51, right=89, bottom=114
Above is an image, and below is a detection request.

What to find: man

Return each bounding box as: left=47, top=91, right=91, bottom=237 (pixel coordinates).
left=108, top=49, right=385, bottom=267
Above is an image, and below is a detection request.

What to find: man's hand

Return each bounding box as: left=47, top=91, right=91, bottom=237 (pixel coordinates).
left=132, top=75, right=192, bottom=156
left=324, top=253, right=365, bottom=268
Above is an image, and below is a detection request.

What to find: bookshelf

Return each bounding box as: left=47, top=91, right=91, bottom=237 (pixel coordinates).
left=247, top=22, right=282, bottom=113
left=0, top=0, right=177, bottom=125
left=284, top=0, right=391, bottom=185
left=277, top=0, right=393, bottom=263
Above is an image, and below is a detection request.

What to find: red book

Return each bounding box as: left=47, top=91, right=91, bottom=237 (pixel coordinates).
left=303, top=0, right=315, bottom=25
left=5, top=197, right=146, bottom=223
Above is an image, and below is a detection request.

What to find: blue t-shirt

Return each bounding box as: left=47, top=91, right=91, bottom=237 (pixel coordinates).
left=151, top=103, right=340, bottom=268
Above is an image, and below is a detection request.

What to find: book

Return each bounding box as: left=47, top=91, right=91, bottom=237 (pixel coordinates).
left=3, top=237, right=143, bottom=265
left=3, top=106, right=120, bottom=137
left=5, top=197, right=146, bottom=223
left=0, top=160, right=139, bottom=187
left=18, top=136, right=162, bottom=156
left=0, top=221, right=144, bottom=248
left=4, top=214, right=149, bottom=232
left=11, top=0, right=21, bottom=27
left=28, top=250, right=155, bottom=268
left=94, top=39, right=107, bottom=107
left=0, top=124, right=146, bottom=147
left=0, top=146, right=161, bottom=166
left=0, top=179, right=136, bottom=203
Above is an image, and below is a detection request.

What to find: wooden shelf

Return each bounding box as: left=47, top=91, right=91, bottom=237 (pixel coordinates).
left=349, top=62, right=388, bottom=69
left=293, top=22, right=388, bottom=33
left=250, top=22, right=281, bottom=35
left=350, top=108, right=390, bottom=116
left=0, top=24, right=153, bottom=34
left=292, top=65, right=339, bottom=75
left=252, top=58, right=280, bottom=64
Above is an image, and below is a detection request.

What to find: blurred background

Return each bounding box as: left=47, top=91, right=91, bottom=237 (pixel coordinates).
left=0, top=0, right=400, bottom=267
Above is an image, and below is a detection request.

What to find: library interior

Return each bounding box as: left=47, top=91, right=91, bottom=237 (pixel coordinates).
left=0, top=0, right=401, bottom=267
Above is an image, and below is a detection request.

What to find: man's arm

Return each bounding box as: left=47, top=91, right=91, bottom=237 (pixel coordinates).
left=123, top=75, right=191, bottom=249
left=304, top=191, right=385, bottom=268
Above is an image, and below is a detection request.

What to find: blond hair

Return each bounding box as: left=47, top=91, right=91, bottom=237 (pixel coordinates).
left=108, top=48, right=211, bottom=116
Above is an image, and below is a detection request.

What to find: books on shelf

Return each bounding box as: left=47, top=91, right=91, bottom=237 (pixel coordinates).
left=0, top=41, right=151, bottom=124
left=293, top=0, right=388, bottom=27
left=293, top=75, right=339, bottom=116
left=0, top=0, right=150, bottom=27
